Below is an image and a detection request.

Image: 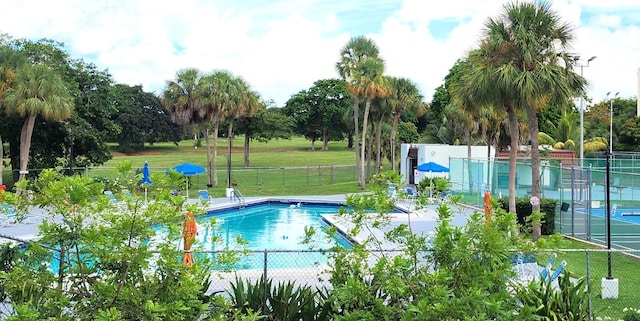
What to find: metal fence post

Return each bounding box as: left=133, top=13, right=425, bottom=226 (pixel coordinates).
left=282, top=168, right=285, bottom=185
left=263, top=249, right=268, bottom=316
left=586, top=249, right=592, bottom=321
left=331, top=165, right=334, bottom=183
left=318, top=165, right=321, bottom=185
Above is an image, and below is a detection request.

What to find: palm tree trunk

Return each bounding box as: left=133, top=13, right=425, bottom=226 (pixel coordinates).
left=227, top=120, right=234, bottom=188
left=390, top=113, right=400, bottom=171
left=375, top=117, right=383, bottom=173
left=506, top=105, right=518, bottom=216
left=0, top=134, right=3, bottom=185
left=466, top=128, right=472, bottom=191
left=244, top=133, right=250, bottom=167
left=361, top=99, right=372, bottom=187
left=212, top=118, right=220, bottom=187
left=353, top=98, right=363, bottom=189
left=526, top=103, right=542, bottom=241
left=202, top=124, right=215, bottom=187
left=18, top=115, right=36, bottom=181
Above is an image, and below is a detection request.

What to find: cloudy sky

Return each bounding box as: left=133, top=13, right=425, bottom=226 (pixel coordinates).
left=1, top=0, right=639, bottom=107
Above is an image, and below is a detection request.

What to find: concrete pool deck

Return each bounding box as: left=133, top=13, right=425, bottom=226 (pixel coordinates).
left=0, top=194, right=481, bottom=245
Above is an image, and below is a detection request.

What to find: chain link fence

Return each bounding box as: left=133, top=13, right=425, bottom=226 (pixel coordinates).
left=202, top=248, right=640, bottom=319
left=5, top=165, right=357, bottom=189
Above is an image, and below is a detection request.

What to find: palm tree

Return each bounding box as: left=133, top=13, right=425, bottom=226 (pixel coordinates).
left=225, top=76, right=258, bottom=188
left=483, top=1, right=586, bottom=240
left=461, top=48, right=521, bottom=216
left=385, top=77, right=422, bottom=171
left=162, top=68, right=216, bottom=186
left=198, top=70, right=235, bottom=187
left=0, top=45, right=26, bottom=185
left=3, top=64, right=73, bottom=181
left=369, top=97, right=390, bottom=175
left=336, top=36, right=384, bottom=189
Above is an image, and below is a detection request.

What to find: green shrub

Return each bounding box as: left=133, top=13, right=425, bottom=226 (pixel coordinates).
left=497, top=197, right=557, bottom=235
left=514, top=272, right=589, bottom=320
left=417, top=177, right=451, bottom=195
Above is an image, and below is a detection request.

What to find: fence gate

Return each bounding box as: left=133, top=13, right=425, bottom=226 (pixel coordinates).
left=570, top=166, right=591, bottom=240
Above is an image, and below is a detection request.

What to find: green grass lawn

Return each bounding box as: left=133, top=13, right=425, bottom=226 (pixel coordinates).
left=100, top=137, right=365, bottom=197
left=554, top=238, right=639, bottom=319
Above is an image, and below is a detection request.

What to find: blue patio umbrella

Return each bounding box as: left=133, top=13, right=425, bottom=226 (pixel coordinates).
left=416, top=161, right=449, bottom=198
left=169, top=162, right=206, bottom=197
left=416, top=161, right=449, bottom=173
left=141, top=161, right=152, bottom=201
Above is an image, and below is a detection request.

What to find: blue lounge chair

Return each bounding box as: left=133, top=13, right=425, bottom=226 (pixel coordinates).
left=0, top=204, right=17, bottom=227
left=121, top=189, right=134, bottom=200
left=104, top=191, right=119, bottom=204
left=0, top=204, right=38, bottom=227
left=198, top=190, right=211, bottom=203
left=406, top=188, right=419, bottom=199
left=548, top=261, right=567, bottom=282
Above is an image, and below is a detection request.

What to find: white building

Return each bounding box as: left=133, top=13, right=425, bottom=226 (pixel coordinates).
left=400, top=144, right=496, bottom=192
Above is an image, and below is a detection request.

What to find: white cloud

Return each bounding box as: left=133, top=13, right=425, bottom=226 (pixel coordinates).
left=0, top=0, right=638, bottom=106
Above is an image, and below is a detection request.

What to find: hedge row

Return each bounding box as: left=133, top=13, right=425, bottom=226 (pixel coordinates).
left=496, top=197, right=557, bottom=235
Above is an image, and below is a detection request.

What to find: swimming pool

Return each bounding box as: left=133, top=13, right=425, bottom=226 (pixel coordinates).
left=189, top=201, right=354, bottom=269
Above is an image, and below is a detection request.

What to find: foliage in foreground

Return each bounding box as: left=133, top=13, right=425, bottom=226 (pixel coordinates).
left=0, top=170, right=596, bottom=320
left=0, top=169, right=247, bottom=320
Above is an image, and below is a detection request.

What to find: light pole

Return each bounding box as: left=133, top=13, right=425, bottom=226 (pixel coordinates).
left=575, top=55, right=597, bottom=167
left=607, top=92, right=619, bottom=154
left=604, top=91, right=618, bottom=281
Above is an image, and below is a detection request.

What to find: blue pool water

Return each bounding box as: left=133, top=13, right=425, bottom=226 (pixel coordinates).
left=191, top=201, right=353, bottom=269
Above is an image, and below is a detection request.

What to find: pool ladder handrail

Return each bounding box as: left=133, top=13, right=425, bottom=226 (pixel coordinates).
left=231, top=189, right=246, bottom=208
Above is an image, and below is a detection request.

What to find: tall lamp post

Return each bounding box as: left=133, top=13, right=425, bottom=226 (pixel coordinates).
left=602, top=91, right=619, bottom=299
left=575, top=55, right=597, bottom=167
left=607, top=92, right=619, bottom=154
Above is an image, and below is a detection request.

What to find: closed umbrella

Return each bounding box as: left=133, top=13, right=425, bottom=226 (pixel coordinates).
left=182, top=211, right=197, bottom=266
left=168, top=162, right=206, bottom=198
left=141, top=161, right=152, bottom=202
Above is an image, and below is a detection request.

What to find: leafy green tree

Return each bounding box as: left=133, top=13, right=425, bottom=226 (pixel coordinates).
left=235, top=105, right=294, bottom=167
left=619, top=116, right=640, bottom=151
left=110, top=84, right=181, bottom=151
left=395, top=121, right=419, bottom=149
left=282, top=79, right=351, bottom=151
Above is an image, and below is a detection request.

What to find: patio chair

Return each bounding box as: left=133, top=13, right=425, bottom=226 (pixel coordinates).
left=121, top=189, right=134, bottom=200
left=104, top=191, right=119, bottom=204
left=0, top=204, right=17, bottom=227
left=406, top=187, right=420, bottom=199
left=198, top=190, right=212, bottom=203
left=0, top=204, right=38, bottom=227
left=548, top=261, right=567, bottom=282
left=387, top=184, right=397, bottom=198
left=540, top=254, right=562, bottom=282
